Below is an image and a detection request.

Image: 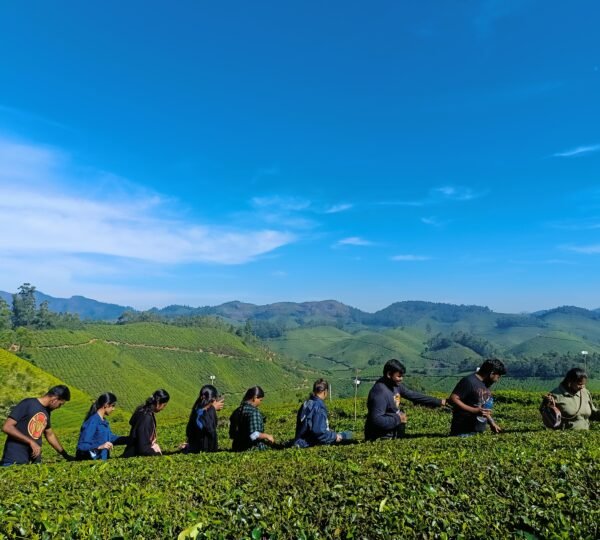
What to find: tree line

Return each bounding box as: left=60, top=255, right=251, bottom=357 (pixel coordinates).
left=0, top=283, right=82, bottom=332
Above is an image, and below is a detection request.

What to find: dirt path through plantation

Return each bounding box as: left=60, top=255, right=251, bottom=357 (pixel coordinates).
left=30, top=339, right=241, bottom=358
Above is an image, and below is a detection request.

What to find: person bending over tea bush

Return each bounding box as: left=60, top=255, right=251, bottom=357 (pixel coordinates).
left=545, top=367, right=600, bottom=430
left=76, top=392, right=129, bottom=460
left=365, top=359, right=446, bottom=441
left=123, top=389, right=170, bottom=457
left=185, top=384, right=225, bottom=453
left=293, top=378, right=351, bottom=448
left=449, top=359, right=505, bottom=436
left=229, top=386, right=275, bottom=451
left=1, top=385, right=73, bottom=465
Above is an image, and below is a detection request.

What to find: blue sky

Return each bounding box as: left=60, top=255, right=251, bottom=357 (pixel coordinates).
left=0, top=1, right=599, bottom=312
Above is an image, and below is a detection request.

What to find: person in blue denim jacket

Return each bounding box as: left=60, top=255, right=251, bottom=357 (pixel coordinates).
left=293, top=379, right=351, bottom=448
left=76, top=393, right=128, bottom=460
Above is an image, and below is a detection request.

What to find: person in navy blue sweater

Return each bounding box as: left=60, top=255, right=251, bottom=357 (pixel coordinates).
left=365, top=359, right=446, bottom=441
left=76, top=393, right=128, bottom=460
left=293, top=379, right=351, bottom=448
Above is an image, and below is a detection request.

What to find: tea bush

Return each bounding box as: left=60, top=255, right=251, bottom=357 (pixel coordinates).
left=0, top=394, right=598, bottom=539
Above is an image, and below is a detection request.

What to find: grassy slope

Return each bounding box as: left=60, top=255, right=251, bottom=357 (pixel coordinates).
left=24, top=323, right=310, bottom=419
left=270, top=309, right=600, bottom=379
left=0, top=349, right=94, bottom=429
left=541, top=312, right=600, bottom=342
left=268, top=326, right=425, bottom=372
left=508, top=331, right=600, bottom=356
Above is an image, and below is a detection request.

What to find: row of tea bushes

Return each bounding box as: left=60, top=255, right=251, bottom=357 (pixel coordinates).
left=0, top=393, right=598, bottom=539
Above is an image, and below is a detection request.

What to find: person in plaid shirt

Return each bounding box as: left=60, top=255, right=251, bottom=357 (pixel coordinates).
left=229, top=386, right=275, bottom=451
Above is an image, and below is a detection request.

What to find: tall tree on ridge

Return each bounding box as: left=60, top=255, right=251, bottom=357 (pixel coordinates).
left=12, top=283, right=37, bottom=328
left=0, top=298, right=11, bottom=330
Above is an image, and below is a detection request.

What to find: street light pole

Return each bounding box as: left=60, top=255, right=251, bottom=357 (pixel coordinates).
left=353, top=370, right=361, bottom=424
left=581, top=351, right=589, bottom=375
left=209, top=374, right=216, bottom=386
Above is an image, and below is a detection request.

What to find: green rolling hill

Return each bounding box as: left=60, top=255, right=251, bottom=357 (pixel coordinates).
left=0, top=349, right=97, bottom=429
left=507, top=332, right=600, bottom=357
left=19, top=323, right=312, bottom=419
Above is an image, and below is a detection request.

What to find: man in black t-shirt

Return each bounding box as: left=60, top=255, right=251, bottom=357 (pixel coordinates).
left=1, top=385, right=73, bottom=465
left=449, top=359, right=506, bottom=436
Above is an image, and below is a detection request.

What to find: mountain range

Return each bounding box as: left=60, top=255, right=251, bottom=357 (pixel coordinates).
left=2, top=290, right=600, bottom=329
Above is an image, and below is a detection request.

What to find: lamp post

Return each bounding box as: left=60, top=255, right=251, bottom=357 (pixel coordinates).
left=209, top=374, right=216, bottom=385
left=353, top=374, right=361, bottom=424
left=581, top=351, right=589, bottom=375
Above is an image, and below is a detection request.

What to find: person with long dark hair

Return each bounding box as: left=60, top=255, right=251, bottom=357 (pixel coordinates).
left=229, top=386, right=274, bottom=451
left=546, top=368, right=599, bottom=430
left=76, top=393, right=128, bottom=460
left=185, top=385, right=224, bottom=453
left=123, top=389, right=170, bottom=457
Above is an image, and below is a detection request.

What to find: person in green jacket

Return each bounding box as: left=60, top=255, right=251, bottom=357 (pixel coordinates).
left=548, top=368, right=599, bottom=430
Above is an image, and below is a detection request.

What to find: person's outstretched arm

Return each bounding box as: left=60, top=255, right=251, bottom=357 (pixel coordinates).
left=399, top=385, right=444, bottom=408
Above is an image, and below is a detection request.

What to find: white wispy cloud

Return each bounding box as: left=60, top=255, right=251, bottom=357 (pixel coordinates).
left=432, top=186, right=482, bottom=201
left=0, top=136, right=296, bottom=266
left=548, top=218, right=600, bottom=231
left=251, top=195, right=311, bottom=212
left=251, top=165, right=280, bottom=184
left=381, top=185, right=486, bottom=206
left=421, top=216, right=448, bottom=227
left=553, top=144, right=600, bottom=158
left=324, top=203, right=353, bottom=214
left=564, top=244, right=600, bottom=255
left=391, top=255, right=431, bottom=261
left=335, top=237, right=374, bottom=247
left=509, top=258, right=577, bottom=266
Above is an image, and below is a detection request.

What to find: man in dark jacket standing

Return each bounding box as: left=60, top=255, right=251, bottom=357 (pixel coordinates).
left=365, top=359, right=446, bottom=441
left=294, top=379, right=350, bottom=447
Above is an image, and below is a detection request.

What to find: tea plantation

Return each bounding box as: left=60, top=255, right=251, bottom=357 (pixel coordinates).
left=0, top=392, right=598, bottom=539
left=20, top=324, right=313, bottom=417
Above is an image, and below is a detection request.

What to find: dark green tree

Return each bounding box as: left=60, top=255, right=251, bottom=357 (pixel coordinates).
left=34, top=300, right=54, bottom=329
left=0, top=298, right=11, bottom=330
left=11, top=283, right=37, bottom=328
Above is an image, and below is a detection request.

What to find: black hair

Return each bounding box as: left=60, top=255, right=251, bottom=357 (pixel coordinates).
left=383, top=359, right=406, bottom=377
left=562, top=367, right=588, bottom=386
left=192, top=385, right=219, bottom=410
left=46, top=385, right=71, bottom=401
left=186, top=385, right=219, bottom=441
left=242, top=386, right=265, bottom=403
left=85, top=392, right=117, bottom=420
left=312, top=379, right=329, bottom=394
left=137, top=389, right=170, bottom=414
left=478, top=359, right=507, bottom=377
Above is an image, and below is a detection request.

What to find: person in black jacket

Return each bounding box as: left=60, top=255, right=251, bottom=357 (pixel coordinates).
left=123, top=389, right=170, bottom=458
left=365, top=359, right=446, bottom=441
left=185, top=385, right=224, bottom=453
